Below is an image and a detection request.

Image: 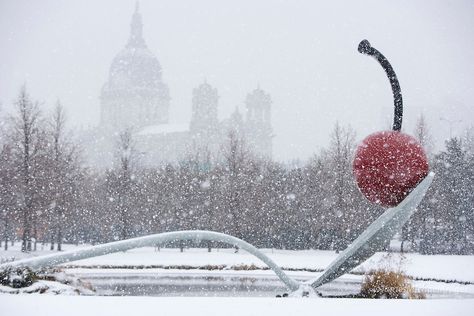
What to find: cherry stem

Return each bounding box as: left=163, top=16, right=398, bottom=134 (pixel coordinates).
left=358, top=40, right=403, bottom=132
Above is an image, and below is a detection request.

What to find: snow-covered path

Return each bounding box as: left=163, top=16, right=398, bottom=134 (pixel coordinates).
left=1, top=295, right=473, bottom=316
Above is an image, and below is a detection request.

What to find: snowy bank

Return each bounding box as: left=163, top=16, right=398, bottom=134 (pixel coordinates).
left=0, top=295, right=473, bottom=316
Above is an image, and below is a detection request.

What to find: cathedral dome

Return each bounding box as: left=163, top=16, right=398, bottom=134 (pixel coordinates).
left=99, top=3, right=170, bottom=131
left=102, top=3, right=165, bottom=92
left=107, top=47, right=163, bottom=90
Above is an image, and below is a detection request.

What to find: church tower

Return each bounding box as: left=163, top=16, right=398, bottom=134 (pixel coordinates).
left=99, top=3, right=170, bottom=132
left=190, top=81, right=220, bottom=155
left=245, top=87, right=273, bottom=158
left=190, top=81, right=219, bottom=133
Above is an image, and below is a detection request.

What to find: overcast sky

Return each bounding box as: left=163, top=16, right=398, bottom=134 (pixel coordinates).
left=0, top=0, right=473, bottom=161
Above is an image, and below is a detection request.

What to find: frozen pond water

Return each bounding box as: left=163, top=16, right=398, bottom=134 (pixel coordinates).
left=70, top=271, right=474, bottom=299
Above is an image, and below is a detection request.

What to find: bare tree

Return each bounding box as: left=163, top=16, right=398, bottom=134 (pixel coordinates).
left=462, top=126, right=474, bottom=157
left=413, top=113, right=434, bottom=158
left=108, top=128, right=136, bottom=240
left=0, top=107, right=14, bottom=250
left=11, top=86, right=43, bottom=252
left=0, top=143, right=17, bottom=250
left=326, top=122, right=360, bottom=251
left=221, top=129, right=250, bottom=251
left=47, top=101, right=79, bottom=251
left=186, top=144, right=215, bottom=251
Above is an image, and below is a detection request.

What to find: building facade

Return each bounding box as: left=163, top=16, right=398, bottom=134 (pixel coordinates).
left=92, top=5, right=273, bottom=168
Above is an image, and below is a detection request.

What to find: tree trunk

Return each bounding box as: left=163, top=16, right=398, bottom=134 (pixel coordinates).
left=50, top=210, right=56, bottom=250
left=33, top=222, right=37, bottom=251
left=57, top=226, right=62, bottom=251
left=57, top=207, right=63, bottom=251
left=3, top=217, right=7, bottom=251
left=21, top=207, right=30, bottom=252
left=121, top=208, right=127, bottom=240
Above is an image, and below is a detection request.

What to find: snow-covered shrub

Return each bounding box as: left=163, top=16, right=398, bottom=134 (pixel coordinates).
left=231, top=264, right=261, bottom=270
left=360, top=269, right=425, bottom=299
left=0, top=267, right=37, bottom=288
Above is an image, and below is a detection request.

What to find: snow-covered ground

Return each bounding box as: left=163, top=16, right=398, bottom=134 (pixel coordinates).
left=3, top=244, right=472, bottom=282
left=1, top=295, right=474, bottom=316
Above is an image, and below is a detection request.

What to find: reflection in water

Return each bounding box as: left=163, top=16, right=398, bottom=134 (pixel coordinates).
left=72, top=272, right=474, bottom=298
left=76, top=273, right=360, bottom=297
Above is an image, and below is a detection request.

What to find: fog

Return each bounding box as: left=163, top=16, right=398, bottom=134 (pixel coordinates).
left=0, top=0, right=473, bottom=161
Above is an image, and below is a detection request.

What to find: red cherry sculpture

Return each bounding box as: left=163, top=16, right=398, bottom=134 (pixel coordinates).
left=353, top=131, right=429, bottom=207
left=354, top=40, right=429, bottom=207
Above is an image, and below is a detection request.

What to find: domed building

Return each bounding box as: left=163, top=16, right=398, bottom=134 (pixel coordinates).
left=90, top=4, right=273, bottom=168
left=99, top=3, right=170, bottom=132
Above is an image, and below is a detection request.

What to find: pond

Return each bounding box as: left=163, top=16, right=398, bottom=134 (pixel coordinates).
left=70, top=271, right=451, bottom=298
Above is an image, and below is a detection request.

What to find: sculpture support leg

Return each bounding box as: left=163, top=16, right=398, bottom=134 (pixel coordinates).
left=311, top=172, right=434, bottom=289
